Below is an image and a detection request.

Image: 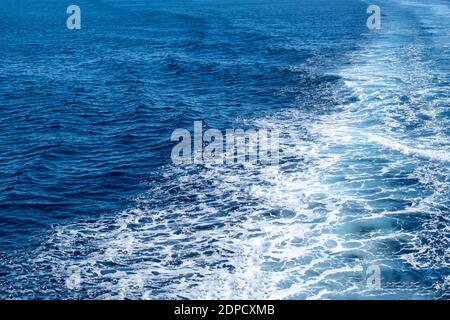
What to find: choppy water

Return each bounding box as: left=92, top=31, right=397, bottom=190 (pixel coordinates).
left=0, top=0, right=448, bottom=299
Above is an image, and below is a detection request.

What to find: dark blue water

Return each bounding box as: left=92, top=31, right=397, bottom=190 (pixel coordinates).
left=0, top=0, right=448, bottom=299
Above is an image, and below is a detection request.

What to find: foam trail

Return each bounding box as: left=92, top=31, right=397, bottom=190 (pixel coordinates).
left=367, top=134, right=450, bottom=163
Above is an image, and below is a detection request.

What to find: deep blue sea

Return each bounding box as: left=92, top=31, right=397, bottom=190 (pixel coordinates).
left=0, top=0, right=449, bottom=299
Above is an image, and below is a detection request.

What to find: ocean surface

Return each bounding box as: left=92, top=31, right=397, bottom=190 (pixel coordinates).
left=0, top=0, right=448, bottom=299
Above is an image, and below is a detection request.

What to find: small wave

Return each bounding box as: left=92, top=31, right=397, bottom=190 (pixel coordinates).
left=367, top=134, right=450, bottom=163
